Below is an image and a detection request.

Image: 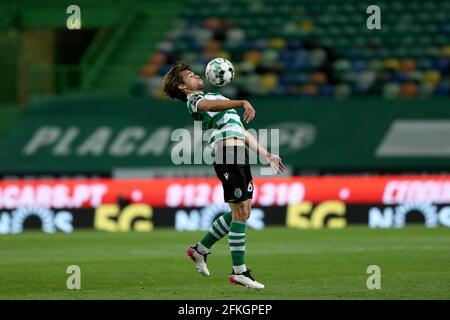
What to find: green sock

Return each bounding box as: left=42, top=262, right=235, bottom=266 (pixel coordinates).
left=199, top=211, right=232, bottom=249
left=228, top=221, right=246, bottom=272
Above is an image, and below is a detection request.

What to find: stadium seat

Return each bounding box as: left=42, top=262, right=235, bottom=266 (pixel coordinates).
left=142, top=0, right=450, bottom=98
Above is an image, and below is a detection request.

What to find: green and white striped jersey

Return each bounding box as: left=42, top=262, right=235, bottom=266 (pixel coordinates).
left=186, top=92, right=245, bottom=146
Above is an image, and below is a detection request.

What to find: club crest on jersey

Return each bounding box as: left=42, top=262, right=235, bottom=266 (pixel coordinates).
left=234, top=188, right=242, bottom=198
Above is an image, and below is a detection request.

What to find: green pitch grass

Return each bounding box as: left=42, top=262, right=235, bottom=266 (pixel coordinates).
left=0, top=226, right=449, bottom=300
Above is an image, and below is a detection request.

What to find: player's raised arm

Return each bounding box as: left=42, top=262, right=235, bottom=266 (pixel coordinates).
left=244, top=130, right=286, bottom=174
left=197, top=99, right=256, bottom=124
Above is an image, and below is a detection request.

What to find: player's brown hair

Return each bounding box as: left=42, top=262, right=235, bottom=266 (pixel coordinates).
left=162, top=61, right=192, bottom=102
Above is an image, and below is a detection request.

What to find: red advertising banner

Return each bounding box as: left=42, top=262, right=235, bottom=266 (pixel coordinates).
left=1, top=175, right=450, bottom=210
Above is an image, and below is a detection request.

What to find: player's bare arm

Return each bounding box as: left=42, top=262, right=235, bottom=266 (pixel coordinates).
left=244, top=130, right=286, bottom=174
left=197, top=99, right=255, bottom=124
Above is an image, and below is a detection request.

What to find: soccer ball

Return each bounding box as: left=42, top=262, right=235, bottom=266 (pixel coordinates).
left=205, top=58, right=235, bottom=87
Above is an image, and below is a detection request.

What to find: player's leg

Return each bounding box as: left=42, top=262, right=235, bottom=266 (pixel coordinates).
left=228, top=199, right=264, bottom=290
left=224, top=154, right=250, bottom=276
left=185, top=144, right=235, bottom=276
left=226, top=149, right=264, bottom=289
left=185, top=211, right=232, bottom=276
left=228, top=200, right=249, bottom=274
left=199, top=211, right=232, bottom=251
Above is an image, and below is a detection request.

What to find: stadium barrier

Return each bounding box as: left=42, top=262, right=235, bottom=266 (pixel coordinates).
left=0, top=96, right=449, bottom=174
left=1, top=175, right=449, bottom=234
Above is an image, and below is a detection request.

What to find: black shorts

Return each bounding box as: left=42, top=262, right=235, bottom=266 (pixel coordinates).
left=213, top=145, right=254, bottom=203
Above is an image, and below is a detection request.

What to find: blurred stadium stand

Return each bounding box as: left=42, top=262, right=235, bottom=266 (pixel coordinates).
left=0, top=0, right=449, bottom=178
left=139, top=0, right=450, bottom=99
left=1, top=0, right=449, bottom=104
left=0, top=0, right=182, bottom=104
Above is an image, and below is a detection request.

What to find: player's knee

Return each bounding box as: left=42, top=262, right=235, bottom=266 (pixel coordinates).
left=239, top=202, right=249, bottom=215
left=238, top=213, right=249, bottom=222
left=233, top=202, right=250, bottom=221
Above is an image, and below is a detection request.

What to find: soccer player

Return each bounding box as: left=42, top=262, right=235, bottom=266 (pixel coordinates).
left=162, top=62, right=285, bottom=290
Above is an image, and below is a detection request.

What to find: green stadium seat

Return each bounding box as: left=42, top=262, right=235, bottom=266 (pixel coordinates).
left=141, top=0, right=450, bottom=99
left=383, top=83, right=401, bottom=99
left=334, top=83, right=351, bottom=99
